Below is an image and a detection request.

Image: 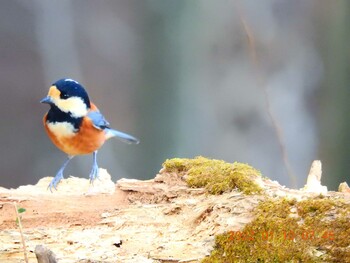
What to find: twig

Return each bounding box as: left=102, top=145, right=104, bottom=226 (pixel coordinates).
left=236, top=3, right=297, bottom=188
left=13, top=202, right=29, bottom=263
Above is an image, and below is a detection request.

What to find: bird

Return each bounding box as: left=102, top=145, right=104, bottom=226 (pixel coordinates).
left=41, top=78, right=139, bottom=191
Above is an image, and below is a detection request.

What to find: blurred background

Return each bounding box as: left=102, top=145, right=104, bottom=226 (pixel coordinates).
left=0, top=0, right=349, bottom=190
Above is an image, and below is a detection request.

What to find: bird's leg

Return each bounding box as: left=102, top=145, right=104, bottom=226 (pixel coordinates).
left=89, top=151, right=99, bottom=184
left=48, top=155, right=74, bottom=192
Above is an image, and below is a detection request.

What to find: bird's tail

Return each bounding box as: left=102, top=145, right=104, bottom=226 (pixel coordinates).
left=105, top=128, right=140, bottom=144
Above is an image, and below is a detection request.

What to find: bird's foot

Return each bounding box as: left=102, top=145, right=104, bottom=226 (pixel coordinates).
left=89, top=163, right=99, bottom=184
left=48, top=171, right=64, bottom=192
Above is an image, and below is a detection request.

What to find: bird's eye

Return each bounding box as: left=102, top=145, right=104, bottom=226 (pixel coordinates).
left=60, top=93, right=69, bottom=99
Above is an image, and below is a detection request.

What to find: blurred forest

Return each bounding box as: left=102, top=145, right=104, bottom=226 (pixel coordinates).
left=0, top=0, right=349, bottom=190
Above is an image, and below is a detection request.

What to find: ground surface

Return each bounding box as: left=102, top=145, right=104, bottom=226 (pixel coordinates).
left=0, top=169, right=260, bottom=263
left=0, top=164, right=348, bottom=263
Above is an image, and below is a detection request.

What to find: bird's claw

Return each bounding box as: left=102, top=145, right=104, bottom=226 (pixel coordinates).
left=89, top=164, right=99, bottom=185
left=47, top=171, right=64, bottom=192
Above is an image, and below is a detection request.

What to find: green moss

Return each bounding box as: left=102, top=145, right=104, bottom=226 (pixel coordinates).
left=163, top=156, right=262, bottom=195
left=202, top=197, right=350, bottom=262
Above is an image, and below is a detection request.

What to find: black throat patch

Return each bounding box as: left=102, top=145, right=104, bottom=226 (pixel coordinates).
left=46, top=104, right=83, bottom=130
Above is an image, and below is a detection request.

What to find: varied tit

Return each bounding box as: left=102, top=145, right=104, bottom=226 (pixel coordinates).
left=41, top=78, right=139, bottom=191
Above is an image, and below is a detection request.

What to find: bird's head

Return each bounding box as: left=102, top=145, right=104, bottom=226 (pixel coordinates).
left=40, top=78, right=91, bottom=118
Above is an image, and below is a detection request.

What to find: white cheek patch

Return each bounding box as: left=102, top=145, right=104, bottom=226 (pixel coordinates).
left=47, top=122, right=77, bottom=137
left=54, top=96, right=88, bottom=118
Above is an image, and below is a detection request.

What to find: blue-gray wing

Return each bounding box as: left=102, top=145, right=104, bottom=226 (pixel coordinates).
left=87, top=111, right=139, bottom=144
left=87, top=111, right=110, bottom=130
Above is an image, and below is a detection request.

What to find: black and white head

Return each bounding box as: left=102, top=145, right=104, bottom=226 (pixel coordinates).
left=40, top=78, right=91, bottom=118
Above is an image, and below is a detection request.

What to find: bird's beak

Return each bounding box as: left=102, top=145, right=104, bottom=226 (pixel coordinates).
left=40, top=96, right=53, bottom=104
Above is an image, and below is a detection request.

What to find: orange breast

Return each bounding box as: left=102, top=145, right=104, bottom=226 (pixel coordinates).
left=43, top=113, right=107, bottom=156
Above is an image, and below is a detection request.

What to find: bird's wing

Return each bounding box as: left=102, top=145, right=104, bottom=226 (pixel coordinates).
left=87, top=110, right=110, bottom=130
left=87, top=104, right=139, bottom=144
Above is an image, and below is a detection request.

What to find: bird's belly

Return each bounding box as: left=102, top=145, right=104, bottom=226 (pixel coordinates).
left=45, top=121, right=106, bottom=155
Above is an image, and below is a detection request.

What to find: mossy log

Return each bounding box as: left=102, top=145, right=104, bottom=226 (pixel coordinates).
left=0, top=157, right=349, bottom=262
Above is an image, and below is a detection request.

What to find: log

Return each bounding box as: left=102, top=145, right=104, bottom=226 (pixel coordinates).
left=0, top=159, right=349, bottom=262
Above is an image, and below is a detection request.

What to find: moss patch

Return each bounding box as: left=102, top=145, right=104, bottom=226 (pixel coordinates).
left=202, top=196, right=350, bottom=262
left=162, top=156, right=262, bottom=195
